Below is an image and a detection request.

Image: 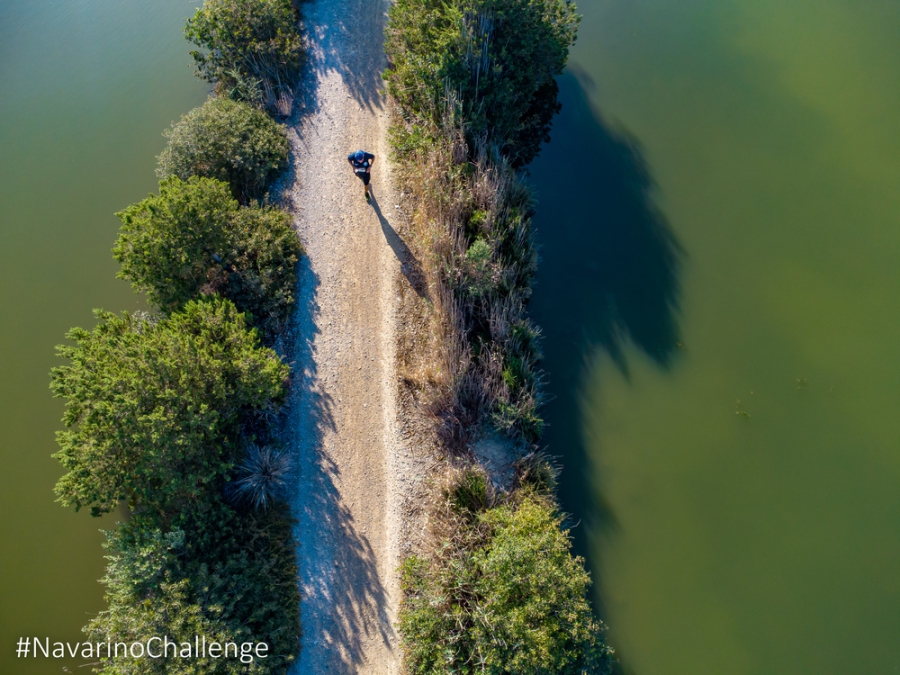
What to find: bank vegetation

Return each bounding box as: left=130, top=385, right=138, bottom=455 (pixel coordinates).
left=50, top=1, right=304, bottom=673
left=385, top=0, right=615, bottom=672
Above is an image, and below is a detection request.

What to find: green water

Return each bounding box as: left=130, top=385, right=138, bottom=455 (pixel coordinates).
left=0, top=1, right=205, bottom=671
left=529, top=1, right=900, bottom=673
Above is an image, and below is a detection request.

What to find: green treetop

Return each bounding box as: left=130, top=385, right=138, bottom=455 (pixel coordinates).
left=399, top=492, right=612, bottom=675
left=86, top=503, right=300, bottom=675
left=385, top=0, right=579, bottom=165
left=185, top=0, right=302, bottom=107
left=113, top=175, right=301, bottom=337
left=50, top=298, right=288, bottom=517
left=157, top=97, right=289, bottom=204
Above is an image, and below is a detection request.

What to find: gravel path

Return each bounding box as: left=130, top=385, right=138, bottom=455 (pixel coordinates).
left=282, top=1, right=409, bottom=672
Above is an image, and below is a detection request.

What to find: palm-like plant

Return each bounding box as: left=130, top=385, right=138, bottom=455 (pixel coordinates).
left=229, top=443, right=292, bottom=509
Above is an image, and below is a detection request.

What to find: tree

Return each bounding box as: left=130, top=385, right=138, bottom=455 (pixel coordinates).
left=185, top=0, right=302, bottom=108
left=113, top=176, right=235, bottom=314
left=470, top=496, right=612, bottom=674
left=113, top=176, right=301, bottom=336
left=157, top=98, right=289, bottom=204
left=385, top=0, right=579, bottom=165
left=219, top=204, right=302, bottom=336
left=87, top=503, right=300, bottom=675
left=399, top=493, right=613, bottom=674
left=51, top=298, right=289, bottom=517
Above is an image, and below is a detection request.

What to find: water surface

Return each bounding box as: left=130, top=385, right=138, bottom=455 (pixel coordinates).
left=530, top=1, right=900, bottom=673
left=0, top=1, right=205, bottom=671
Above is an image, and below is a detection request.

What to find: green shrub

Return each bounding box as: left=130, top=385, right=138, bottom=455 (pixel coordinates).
left=113, top=176, right=235, bottom=313
left=221, top=204, right=302, bottom=336
left=471, top=497, right=611, bottom=674
left=448, top=467, right=491, bottom=515
left=88, top=502, right=300, bottom=674
left=463, top=237, right=496, bottom=296
left=492, top=395, right=544, bottom=441
left=514, top=452, right=560, bottom=495
left=157, top=98, right=289, bottom=204
left=185, top=0, right=302, bottom=108
left=51, top=298, right=288, bottom=517
left=385, top=0, right=579, bottom=165
left=113, top=176, right=301, bottom=338
left=399, top=494, right=613, bottom=675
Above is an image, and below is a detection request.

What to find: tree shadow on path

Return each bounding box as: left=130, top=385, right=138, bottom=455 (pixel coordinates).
left=286, top=251, right=396, bottom=671
left=295, top=0, right=387, bottom=114
left=528, top=68, right=685, bottom=675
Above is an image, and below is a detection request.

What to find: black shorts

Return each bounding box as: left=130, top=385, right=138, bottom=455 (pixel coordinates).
left=355, top=170, right=370, bottom=186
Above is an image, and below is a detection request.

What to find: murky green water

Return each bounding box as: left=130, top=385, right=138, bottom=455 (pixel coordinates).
left=530, top=1, right=900, bottom=673
left=0, top=1, right=205, bottom=671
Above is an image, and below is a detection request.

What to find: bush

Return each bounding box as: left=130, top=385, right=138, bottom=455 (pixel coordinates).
left=462, top=237, right=497, bottom=297
left=448, top=466, right=491, bottom=515
left=399, top=493, right=613, bottom=675
left=113, top=176, right=235, bottom=313
left=88, top=502, right=300, bottom=674
left=185, top=0, right=302, bottom=109
left=471, top=497, right=611, bottom=674
left=385, top=0, right=579, bottom=165
left=220, top=204, right=302, bottom=337
left=113, top=176, right=301, bottom=338
left=158, top=98, right=289, bottom=204
left=51, top=298, right=288, bottom=517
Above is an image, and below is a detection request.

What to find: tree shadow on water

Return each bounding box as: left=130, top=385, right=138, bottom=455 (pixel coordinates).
left=528, top=68, right=685, bottom=675
left=531, top=68, right=683, bottom=376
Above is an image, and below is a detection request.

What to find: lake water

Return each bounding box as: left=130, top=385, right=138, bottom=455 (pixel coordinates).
left=530, top=1, right=900, bottom=673
left=0, top=1, right=205, bottom=671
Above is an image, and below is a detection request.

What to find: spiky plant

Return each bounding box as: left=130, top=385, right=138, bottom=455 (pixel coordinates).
left=230, top=443, right=292, bottom=510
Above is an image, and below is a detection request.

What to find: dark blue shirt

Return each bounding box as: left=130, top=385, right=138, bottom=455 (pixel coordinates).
left=348, top=151, right=374, bottom=173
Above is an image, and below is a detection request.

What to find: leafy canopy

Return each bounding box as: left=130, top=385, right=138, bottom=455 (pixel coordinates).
left=88, top=502, right=300, bottom=675
left=113, top=175, right=301, bottom=337
left=185, top=0, right=302, bottom=106
left=157, top=97, right=289, bottom=204
left=51, top=298, right=288, bottom=517
left=399, top=493, right=613, bottom=675
left=113, top=176, right=234, bottom=313
left=385, top=0, right=579, bottom=165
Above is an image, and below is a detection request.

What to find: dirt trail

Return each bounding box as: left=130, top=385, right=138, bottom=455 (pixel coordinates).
left=282, top=0, right=411, bottom=672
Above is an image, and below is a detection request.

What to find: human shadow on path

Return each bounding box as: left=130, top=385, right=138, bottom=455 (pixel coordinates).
left=528, top=69, right=685, bottom=675
left=370, top=194, right=430, bottom=300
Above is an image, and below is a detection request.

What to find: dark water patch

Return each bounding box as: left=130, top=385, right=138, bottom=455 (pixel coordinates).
left=528, top=71, right=683, bottom=672
left=529, top=68, right=682, bottom=542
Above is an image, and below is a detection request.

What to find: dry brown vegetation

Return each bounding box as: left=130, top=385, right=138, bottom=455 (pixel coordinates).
left=392, top=121, right=544, bottom=455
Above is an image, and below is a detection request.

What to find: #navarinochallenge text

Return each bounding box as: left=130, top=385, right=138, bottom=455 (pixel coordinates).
left=16, top=636, right=269, bottom=663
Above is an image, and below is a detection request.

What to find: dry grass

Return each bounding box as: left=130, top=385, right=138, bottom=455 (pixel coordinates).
left=391, top=117, right=545, bottom=453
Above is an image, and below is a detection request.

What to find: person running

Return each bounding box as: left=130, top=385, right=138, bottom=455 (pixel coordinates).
left=347, top=149, right=375, bottom=202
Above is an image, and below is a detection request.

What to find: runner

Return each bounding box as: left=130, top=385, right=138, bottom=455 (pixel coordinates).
left=347, top=149, right=375, bottom=202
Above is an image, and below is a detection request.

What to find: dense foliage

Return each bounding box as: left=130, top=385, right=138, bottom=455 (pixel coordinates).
left=158, top=97, right=289, bottom=204
left=51, top=1, right=304, bottom=671
left=400, top=489, right=612, bottom=675
left=113, top=176, right=301, bottom=339
left=387, top=0, right=613, bottom=670
left=51, top=299, right=288, bottom=518
left=185, top=0, right=302, bottom=108
left=385, top=0, right=578, bottom=166
left=87, top=502, right=300, bottom=675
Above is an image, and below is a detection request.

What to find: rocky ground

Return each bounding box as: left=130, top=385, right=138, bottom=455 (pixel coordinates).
left=279, top=0, right=431, bottom=671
